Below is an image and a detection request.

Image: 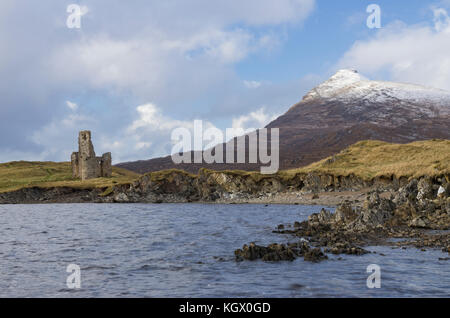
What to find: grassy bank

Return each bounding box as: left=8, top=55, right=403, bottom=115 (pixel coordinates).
left=0, top=161, right=140, bottom=193
left=290, top=139, right=450, bottom=180
left=199, top=140, right=449, bottom=181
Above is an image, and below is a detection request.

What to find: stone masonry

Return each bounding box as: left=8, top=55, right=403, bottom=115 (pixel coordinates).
left=71, top=131, right=112, bottom=180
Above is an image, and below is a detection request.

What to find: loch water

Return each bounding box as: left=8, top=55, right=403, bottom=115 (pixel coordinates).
left=0, top=203, right=449, bottom=297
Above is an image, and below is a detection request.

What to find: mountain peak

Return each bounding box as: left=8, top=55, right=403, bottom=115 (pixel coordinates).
left=303, top=69, right=364, bottom=101
left=333, top=69, right=359, bottom=77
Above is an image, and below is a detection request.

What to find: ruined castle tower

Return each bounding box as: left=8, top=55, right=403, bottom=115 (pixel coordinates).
left=71, top=131, right=112, bottom=180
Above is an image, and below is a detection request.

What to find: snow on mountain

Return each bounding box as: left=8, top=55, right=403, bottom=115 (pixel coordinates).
left=303, top=69, right=365, bottom=100
left=303, top=69, right=450, bottom=116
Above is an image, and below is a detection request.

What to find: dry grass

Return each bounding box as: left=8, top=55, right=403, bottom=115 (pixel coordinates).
left=0, top=161, right=140, bottom=193
left=198, top=140, right=450, bottom=181
left=288, top=139, right=450, bottom=180
left=146, top=168, right=197, bottom=182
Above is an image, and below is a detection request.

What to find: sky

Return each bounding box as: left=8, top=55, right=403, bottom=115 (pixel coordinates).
left=1, top=0, right=450, bottom=163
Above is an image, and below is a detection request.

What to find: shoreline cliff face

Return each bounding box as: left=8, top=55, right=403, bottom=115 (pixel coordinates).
left=106, top=170, right=439, bottom=204
left=0, top=168, right=448, bottom=206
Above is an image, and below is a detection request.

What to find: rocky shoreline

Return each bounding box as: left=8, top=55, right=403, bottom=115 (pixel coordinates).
left=1, top=169, right=449, bottom=263
left=0, top=169, right=439, bottom=205
left=235, top=177, right=450, bottom=262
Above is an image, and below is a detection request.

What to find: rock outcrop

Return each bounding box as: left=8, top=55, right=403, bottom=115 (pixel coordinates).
left=235, top=175, right=450, bottom=262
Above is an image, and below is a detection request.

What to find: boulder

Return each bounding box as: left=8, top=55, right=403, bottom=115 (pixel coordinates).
left=358, top=192, right=395, bottom=228
left=234, top=243, right=296, bottom=262
left=334, top=202, right=358, bottom=224
left=114, top=192, right=129, bottom=203
left=394, top=179, right=418, bottom=205
left=307, top=213, right=320, bottom=227
left=318, top=208, right=333, bottom=224
left=417, top=178, right=434, bottom=202
left=438, top=186, right=446, bottom=199
left=303, top=248, right=328, bottom=263
left=408, top=217, right=429, bottom=229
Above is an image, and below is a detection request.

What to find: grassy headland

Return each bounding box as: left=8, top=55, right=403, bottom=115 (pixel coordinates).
left=0, top=161, right=140, bottom=193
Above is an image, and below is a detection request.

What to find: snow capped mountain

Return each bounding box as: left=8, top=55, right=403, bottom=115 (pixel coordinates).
left=303, top=69, right=450, bottom=115
left=118, top=69, right=450, bottom=174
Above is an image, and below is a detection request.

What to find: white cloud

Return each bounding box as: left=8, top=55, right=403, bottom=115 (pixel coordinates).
left=125, top=104, right=282, bottom=160
left=243, top=80, right=262, bottom=89
left=433, top=7, right=450, bottom=32
left=128, top=103, right=198, bottom=133
left=66, top=100, right=78, bottom=111
left=80, top=5, right=89, bottom=16
left=49, top=27, right=279, bottom=99
left=47, top=0, right=315, bottom=95
left=122, top=103, right=221, bottom=160
left=338, top=7, right=450, bottom=90
left=232, top=107, right=280, bottom=131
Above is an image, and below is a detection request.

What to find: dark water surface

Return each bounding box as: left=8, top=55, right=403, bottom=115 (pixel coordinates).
left=0, top=204, right=449, bottom=297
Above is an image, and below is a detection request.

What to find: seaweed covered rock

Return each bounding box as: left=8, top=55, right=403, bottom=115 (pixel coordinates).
left=234, top=243, right=297, bottom=262
left=325, top=243, right=369, bottom=256
left=234, top=242, right=328, bottom=263
left=303, top=248, right=328, bottom=263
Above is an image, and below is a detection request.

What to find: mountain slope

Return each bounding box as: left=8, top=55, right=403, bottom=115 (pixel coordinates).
left=117, top=70, right=450, bottom=174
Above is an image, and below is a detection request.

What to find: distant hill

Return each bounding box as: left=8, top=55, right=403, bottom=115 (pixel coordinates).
left=117, top=69, right=450, bottom=174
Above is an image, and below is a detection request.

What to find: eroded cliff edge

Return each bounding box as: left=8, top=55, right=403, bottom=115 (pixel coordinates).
left=0, top=168, right=448, bottom=206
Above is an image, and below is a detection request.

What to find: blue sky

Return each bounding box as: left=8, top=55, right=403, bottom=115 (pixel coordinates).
left=237, top=0, right=438, bottom=82
left=0, top=0, right=449, bottom=163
